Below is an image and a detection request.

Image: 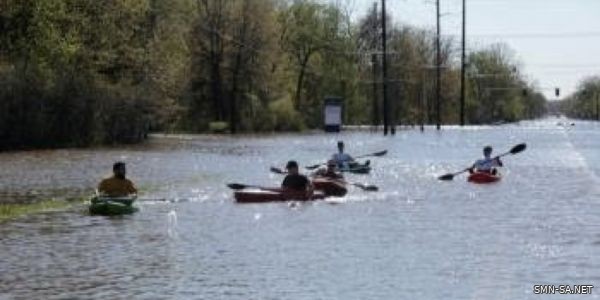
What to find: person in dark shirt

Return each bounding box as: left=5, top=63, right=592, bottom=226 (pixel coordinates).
left=282, top=160, right=313, bottom=195
left=98, top=162, right=137, bottom=197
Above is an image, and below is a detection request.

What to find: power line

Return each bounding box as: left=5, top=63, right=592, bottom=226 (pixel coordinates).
left=446, top=31, right=600, bottom=39
left=526, top=64, right=600, bottom=69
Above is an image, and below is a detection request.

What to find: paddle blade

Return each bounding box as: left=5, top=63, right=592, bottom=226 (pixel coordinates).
left=270, top=167, right=285, bottom=174
left=362, top=185, right=379, bottom=191
left=510, top=143, right=527, bottom=155
left=305, top=164, right=321, bottom=170
left=352, top=183, right=379, bottom=191
left=372, top=150, right=388, bottom=157
left=227, top=183, right=247, bottom=190
left=438, top=173, right=455, bottom=181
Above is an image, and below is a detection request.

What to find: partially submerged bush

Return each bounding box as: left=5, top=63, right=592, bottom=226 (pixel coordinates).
left=268, top=97, right=306, bottom=132
left=209, top=121, right=229, bottom=133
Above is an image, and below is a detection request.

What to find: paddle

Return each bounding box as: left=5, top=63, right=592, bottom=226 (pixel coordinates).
left=228, top=183, right=271, bottom=190
left=136, top=198, right=173, bottom=202
left=350, top=183, right=379, bottom=192
left=94, top=190, right=179, bottom=203
left=226, top=183, right=286, bottom=195
left=305, top=150, right=388, bottom=170
left=438, top=143, right=527, bottom=181
left=270, top=167, right=379, bottom=192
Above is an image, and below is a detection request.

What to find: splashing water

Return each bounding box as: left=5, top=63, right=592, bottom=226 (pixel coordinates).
left=167, top=210, right=178, bottom=239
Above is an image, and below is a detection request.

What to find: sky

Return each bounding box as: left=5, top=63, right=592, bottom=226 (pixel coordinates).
left=326, top=0, right=600, bottom=100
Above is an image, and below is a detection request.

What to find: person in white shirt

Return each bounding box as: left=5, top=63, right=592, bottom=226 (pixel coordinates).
left=471, top=146, right=503, bottom=174
left=331, top=141, right=355, bottom=169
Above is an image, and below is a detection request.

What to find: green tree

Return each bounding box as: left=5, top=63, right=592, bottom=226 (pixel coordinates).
left=560, top=76, right=600, bottom=119
left=278, top=1, right=347, bottom=125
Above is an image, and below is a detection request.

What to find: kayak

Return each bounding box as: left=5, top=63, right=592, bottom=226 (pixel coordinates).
left=312, top=178, right=348, bottom=197
left=89, top=196, right=138, bottom=215
left=235, top=189, right=326, bottom=203
left=467, top=172, right=501, bottom=184
left=339, top=162, right=371, bottom=174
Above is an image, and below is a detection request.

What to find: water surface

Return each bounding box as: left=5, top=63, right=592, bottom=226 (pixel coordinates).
left=1, top=118, right=599, bottom=299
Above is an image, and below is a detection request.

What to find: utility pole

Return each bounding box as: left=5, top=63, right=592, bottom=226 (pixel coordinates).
left=460, top=0, right=466, bottom=126
left=435, top=0, right=441, bottom=130
left=372, top=53, right=379, bottom=129
left=596, top=92, right=600, bottom=121
left=382, top=0, right=390, bottom=136
left=371, top=2, right=379, bottom=131
left=420, top=81, right=426, bottom=132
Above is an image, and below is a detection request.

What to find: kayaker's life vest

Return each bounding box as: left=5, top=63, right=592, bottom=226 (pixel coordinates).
left=314, top=168, right=344, bottom=180
left=98, top=176, right=137, bottom=197
left=331, top=153, right=354, bottom=168
left=473, top=157, right=502, bottom=172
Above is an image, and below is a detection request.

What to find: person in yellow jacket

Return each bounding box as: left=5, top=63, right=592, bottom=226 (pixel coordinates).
left=97, top=162, right=137, bottom=197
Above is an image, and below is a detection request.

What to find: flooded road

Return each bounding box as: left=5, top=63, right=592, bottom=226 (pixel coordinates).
left=1, top=118, right=600, bottom=299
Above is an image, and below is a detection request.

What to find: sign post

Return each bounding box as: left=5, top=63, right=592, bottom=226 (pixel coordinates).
left=324, top=97, right=343, bottom=132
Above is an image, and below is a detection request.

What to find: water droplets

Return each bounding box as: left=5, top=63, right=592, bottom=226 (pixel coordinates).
left=167, top=210, right=178, bottom=239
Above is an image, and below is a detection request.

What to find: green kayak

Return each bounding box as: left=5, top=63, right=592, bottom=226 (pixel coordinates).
left=89, top=196, right=138, bottom=216
left=339, top=161, right=371, bottom=174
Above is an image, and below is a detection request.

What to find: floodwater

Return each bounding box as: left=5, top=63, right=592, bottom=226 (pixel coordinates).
left=1, top=117, right=599, bottom=299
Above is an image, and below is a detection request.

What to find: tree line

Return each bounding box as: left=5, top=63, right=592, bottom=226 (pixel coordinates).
left=558, top=76, right=600, bottom=120
left=0, top=0, right=547, bottom=150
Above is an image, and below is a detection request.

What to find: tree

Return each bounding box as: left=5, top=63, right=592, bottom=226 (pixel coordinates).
left=279, top=2, right=338, bottom=112
left=560, top=76, right=600, bottom=119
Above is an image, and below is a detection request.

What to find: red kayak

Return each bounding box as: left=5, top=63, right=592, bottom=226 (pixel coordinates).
left=233, top=177, right=347, bottom=203
left=312, top=178, right=348, bottom=197
left=235, top=189, right=326, bottom=203
left=467, top=172, right=501, bottom=184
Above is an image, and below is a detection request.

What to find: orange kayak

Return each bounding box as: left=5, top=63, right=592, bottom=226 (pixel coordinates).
left=312, top=178, right=348, bottom=197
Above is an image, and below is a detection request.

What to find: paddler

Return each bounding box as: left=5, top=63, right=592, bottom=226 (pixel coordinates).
left=313, top=160, right=344, bottom=180
left=470, top=146, right=503, bottom=175
left=282, top=160, right=313, bottom=195
left=97, top=162, right=137, bottom=197
left=331, top=141, right=356, bottom=169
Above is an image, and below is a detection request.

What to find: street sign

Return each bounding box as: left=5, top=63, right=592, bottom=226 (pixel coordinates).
left=324, top=97, right=343, bottom=132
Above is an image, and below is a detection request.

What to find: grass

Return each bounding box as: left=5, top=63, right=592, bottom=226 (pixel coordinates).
left=0, top=198, right=84, bottom=223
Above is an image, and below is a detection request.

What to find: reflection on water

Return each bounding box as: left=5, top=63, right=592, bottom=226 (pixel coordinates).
left=1, top=118, right=600, bottom=299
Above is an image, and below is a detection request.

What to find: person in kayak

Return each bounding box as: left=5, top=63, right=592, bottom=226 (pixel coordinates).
left=313, top=160, right=344, bottom=180
left=282, top=160, right=313, bottom=195
left=470, top=146, right=503, bottom=175
left=331, top=141, right=356, bottom=169
left=98, top=162, right=137, bottom=197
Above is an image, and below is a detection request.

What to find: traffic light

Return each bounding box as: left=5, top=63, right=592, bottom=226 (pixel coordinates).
left=555, top=88, right=560, bottom=97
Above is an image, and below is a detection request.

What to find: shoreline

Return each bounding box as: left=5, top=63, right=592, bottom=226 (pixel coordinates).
left=0, top=117, right=576, bottom=153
